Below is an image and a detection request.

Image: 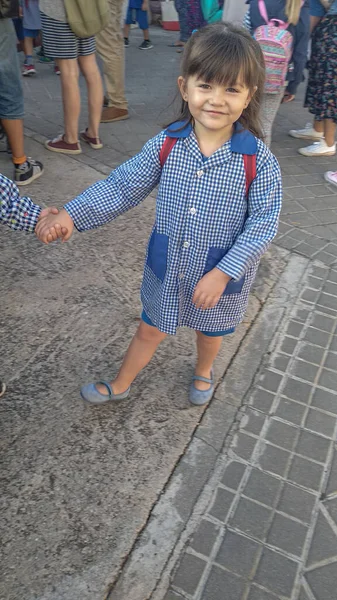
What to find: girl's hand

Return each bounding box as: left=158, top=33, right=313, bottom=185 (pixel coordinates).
left=35, top=208, right=74, bottom=244
left=193, top=269, right=231, bottom=310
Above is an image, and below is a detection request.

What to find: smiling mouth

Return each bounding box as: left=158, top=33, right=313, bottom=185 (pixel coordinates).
left=205, top=110, right=228, bottom=115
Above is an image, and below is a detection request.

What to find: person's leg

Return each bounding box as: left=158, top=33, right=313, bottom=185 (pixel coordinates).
left=310, top=15, right=321, bottom=34
left=23, top=34, right=34, bottom=63
left=261, top=88, right=285, bottom=147
left=174, top=0, right=189, bottom=42
left=1, top=118, right=25, bottom=160
left=57, top=58, right=80, bottom=144
left=124, top=23, right=130, bottom=38
left=96, top=0, right=128, bottom=114
left=324, top=119, right=336, bottom=147
left=194, top=331, right=222, bottom=391
left=78, top=53, right=103, bottom=140
left=314, top=119, right=324, bottom=133
left=96, top=320, right=167, bottom=395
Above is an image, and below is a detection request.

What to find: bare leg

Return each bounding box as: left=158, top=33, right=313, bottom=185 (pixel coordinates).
left=96, top=321, right=167, bottom=395
left=194, top=332, right=223, bottom=391
left=124, top=24, right=130, bottom=38
left=1, top=118, right=25, bottom=162
left=23, top=36, right=33, bottom=61
left=143, top=28, right=150, bottom=41
left=314, top=120, right=324, bottom=133
left=310, top=15, right=321, bottom=34
left=78, top=54, right=103, bottom=139
left=324, top=119, right=336, bottom=147
left=57, top=58, right=80, bottom=144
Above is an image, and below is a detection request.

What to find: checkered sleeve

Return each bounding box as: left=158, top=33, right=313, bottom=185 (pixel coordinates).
left=242, top=6, right=252, bottom=33
left=0, top=173, right=41, bottom=232
left=64, top=133, right=165, bottom=232
left=217, top=148, right=282, bottom=281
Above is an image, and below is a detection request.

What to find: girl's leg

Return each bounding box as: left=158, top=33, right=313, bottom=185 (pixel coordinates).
left=194, top=332, right=223, bottom=391
left=324, top=119, right=336, bottom=147
left=78, top=53, right=103, bottom=139
left=57, top=58, right=81, bottom=143
left=96, top=321, right=167, bottom=395
left=124, top=23, right=130, bottom=38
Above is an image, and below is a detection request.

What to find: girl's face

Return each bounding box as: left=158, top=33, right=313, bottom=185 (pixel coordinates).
left=178, top=75, right=255, bottom=135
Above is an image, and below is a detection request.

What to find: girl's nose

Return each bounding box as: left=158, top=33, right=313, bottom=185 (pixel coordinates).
left=209, top=89, right=226, bottom=105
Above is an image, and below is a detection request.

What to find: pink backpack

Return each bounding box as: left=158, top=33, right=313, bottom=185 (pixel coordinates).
left=254, top=0, right=293, bottom=94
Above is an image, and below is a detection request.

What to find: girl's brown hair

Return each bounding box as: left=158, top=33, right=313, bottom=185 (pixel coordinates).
left=172, top=22, right=266, bottom=139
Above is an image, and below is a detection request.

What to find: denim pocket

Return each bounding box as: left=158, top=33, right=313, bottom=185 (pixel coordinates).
left=146, top=228, right=169, bottom=282
left=204, top=247, right=245, bottom=296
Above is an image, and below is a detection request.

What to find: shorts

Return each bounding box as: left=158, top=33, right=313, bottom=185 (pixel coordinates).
left=141, top=311, right=235, bottom=337
left=125, top=8, right=149, bottom=29
left=0, top=19, right=24, bottom=120
left=309, top=0, right=326, bottom=18
left=40, top=12, right=96, bottom=59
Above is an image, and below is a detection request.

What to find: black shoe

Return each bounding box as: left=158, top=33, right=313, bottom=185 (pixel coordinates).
left=139, top=40, right=153, bottom=50
left=124, top=37, right=130, bottom=47
left=14, top=158, right=44, bottom=186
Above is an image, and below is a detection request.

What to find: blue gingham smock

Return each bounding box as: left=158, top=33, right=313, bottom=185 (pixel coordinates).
left=64, top=121, right=282, bottom=335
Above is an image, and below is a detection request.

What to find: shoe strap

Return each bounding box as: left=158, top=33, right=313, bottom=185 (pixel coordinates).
left=96, top=380, right=113, bottom=398
left=192, top=375, right=213, bottom=384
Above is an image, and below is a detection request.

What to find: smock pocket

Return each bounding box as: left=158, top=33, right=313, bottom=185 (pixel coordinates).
left=204, top=247, right=245, bottom=296
left=146, top=228, right=169, bottom=282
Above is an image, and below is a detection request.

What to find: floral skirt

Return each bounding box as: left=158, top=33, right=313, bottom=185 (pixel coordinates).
left=304, top=15, right=337, bottom=123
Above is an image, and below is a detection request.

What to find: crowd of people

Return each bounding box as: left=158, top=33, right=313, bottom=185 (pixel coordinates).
left=0, top=1, right=337, bottom=399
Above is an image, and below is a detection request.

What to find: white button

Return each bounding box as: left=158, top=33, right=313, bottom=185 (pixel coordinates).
left=183, top=241, right=190, bottom=249
left=178, top=273, right=184, bottom=279
left=189, top=207, right=197, bottom=215
left=196, top=170, right=204, bottom=177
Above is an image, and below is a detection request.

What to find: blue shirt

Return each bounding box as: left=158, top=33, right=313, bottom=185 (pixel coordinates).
left=64, top=123, right=282, bottom=335
left=0, top=174, right=41, bottom=232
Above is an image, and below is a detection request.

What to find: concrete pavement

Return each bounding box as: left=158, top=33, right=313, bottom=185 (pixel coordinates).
left=1, top=25, right=337, bottom=600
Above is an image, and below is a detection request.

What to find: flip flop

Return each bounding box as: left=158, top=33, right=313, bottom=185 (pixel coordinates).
left=168, top=42, right=185, bottom=47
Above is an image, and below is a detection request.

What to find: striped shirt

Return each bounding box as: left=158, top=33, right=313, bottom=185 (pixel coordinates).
left=64, top=122, right=282, bottom=335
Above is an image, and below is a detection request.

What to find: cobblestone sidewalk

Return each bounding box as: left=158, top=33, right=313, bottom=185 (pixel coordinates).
left=165, top=261, right=337, bottom=600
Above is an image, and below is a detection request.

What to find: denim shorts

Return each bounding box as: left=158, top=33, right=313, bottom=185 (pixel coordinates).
left=309, top=0, right=326, bottom=17
left=125, top=8, right=149, bottom=29
left=0, top=19, right=24, bottom=120
left=141, top=310, right=235, bottom=337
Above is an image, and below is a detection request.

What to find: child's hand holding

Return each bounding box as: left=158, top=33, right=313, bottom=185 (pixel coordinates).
left=35, top=208, right=74, bottom=244
left=193, top=269, right=231, bottom=310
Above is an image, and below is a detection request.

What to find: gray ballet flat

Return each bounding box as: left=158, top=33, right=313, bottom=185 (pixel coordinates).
left=189, top=370, right=214, bottom=406
left=80, top=380, right=130, bottom=405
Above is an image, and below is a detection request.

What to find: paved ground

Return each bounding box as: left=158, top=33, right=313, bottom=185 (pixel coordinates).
left=0, top=24, right=337, bottom=600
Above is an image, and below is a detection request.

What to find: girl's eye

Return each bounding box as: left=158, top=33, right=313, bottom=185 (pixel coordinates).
left=227, top=87, right=239, bottom=93
left=199, top=83, right=211, bottom=90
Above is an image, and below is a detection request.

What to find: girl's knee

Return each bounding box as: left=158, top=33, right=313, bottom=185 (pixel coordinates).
left=137, top=321, right=167, bottom=343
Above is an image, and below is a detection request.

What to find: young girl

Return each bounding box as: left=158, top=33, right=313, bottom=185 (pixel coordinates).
left=36, top=23, right=282, bottom=407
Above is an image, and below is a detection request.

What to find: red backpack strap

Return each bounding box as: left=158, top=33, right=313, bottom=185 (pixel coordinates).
left=243, top=154, right=257, bottom=197
left=159, top=136, right=178, bottom=167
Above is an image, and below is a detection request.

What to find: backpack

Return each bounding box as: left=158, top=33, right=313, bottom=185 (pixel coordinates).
left=64, top=0, right=109, bottom=38
left=159, top=137, right=256, bottom=197
left=254, top=0, right=293, bottom=94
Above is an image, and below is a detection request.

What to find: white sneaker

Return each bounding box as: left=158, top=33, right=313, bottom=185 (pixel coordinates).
left=289, top=123, right=324, bottom=140
left=324, top=171, right=337, bottom=187
left=298, top=140, right=336, bottom=157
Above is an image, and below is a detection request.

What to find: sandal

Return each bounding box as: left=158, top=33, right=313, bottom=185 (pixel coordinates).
left=189, top=370, right=214, bottom=406
left=80, top=380, right=130, bottom=404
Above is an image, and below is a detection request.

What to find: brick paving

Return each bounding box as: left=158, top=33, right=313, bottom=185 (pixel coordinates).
left=165, top=262, right=337, bottom=600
